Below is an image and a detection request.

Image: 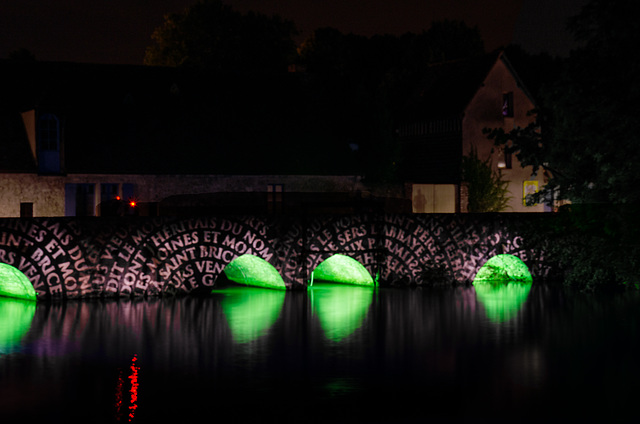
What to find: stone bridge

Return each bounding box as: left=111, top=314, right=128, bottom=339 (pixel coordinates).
left=0, top=214, right=550, bottom=299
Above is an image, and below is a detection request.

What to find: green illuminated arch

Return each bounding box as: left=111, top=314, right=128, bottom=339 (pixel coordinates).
left=221, top=254, right=286, bottom=290
left=312, top=254, right=374, bottom=286
left=0, top=263, right=37, bottom=301
left=212, top=287, right=285, bottom=343
left=0, top=297, right=36, bottom=354
left=309, top=283, right=374, bottom=342
left=473, top=254, right=533, bottom=284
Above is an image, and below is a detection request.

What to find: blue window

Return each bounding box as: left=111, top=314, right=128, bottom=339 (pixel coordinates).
left=37, top=113, right=61, bottom=173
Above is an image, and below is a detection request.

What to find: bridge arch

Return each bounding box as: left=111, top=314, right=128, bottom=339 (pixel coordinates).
left=472, top=254, right=534, bottom=323
left=221, top=254, right=286, bottom=290
left=311, top=254, right=374, bottom=286
left=0, top=262, right=37, bottom=301
left=472, top=254, right=533, bottom=284
left=0, top=214, right=549, bottom=299
left=88, top=217, right=280, bottom=296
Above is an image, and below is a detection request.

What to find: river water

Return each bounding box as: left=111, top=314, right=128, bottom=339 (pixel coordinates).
left=1, top=283, right=639, bottom=423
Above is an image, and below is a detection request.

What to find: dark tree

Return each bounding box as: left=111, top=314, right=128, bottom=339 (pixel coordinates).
left=8, top=48, right=36, bottom=62
left=298, top=20, right=484, bottom=75
left=296, top=21, right=484, bottom=184
left=144, top=0, right=298, bottom=73
left=488, top=0, right=640, bottom=289
left=421, top=19, right=485, bottom=63
left=490, top=0, right=640, bottom=205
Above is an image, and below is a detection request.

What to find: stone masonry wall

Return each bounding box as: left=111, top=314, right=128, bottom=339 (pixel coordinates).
left=0, top=214, right=550, bottom=299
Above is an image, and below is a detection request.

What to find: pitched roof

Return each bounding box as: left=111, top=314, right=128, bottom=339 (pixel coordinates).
left=400, top=51, right=507, bottom=121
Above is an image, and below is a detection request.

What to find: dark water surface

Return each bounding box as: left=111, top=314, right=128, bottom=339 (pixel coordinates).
left=2, top=284, right=639, bottom=423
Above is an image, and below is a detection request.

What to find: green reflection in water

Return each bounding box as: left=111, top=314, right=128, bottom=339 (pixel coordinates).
left=474, top=282, right=532, bottom=323
left=312, top=254, right=374, bottom=286
left=0, top=296, right=36, bottom=354
left=473, top=254, right=533, bottom=323
left=473, top=254, right=533, bottom=284
left=222, top=254, right=286, bottom=290
left=0, top=262, right=37, bottom=301
left=212, top=287, right=286, bottom=343
left=309, top=283, right=374, bottom=342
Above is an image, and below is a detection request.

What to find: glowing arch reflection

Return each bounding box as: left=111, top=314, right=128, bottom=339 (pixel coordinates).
left=0, top=297, right=36, bottom=354
left=473, top=254, right=533, bottom=323
left=212, top=287, right=286, bottom=343
left=474, top=282, right=532, bottom=323
left=309, top=283, right=374, bottom=342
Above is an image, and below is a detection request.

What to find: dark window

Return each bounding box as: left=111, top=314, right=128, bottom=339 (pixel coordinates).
left=122, top=183, right=135, bottom=205
left=147, top=202, right=159, bottom=217
left=38, top=113, right=60, bottom=150
left=37, top=113, right=61, bottom=173
left=20, top=203, right=33, bottom=217
left=75, top=184, right=96, bottom=217
left=267, top=184, right=284, bottom=215
left=502, top=92, right=514, bottom=117
left=101, top=183, right=120, bottom=203
left=504, top=149, right=512, bottom=169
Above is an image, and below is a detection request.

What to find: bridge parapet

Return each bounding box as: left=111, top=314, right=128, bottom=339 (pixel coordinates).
left=0, top=214, right=550, bottom=299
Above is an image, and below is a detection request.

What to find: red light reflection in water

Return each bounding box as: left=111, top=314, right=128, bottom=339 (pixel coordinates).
left=115, top=354, right=140, bottom=422
left=128, top=355, right=140, bottom=421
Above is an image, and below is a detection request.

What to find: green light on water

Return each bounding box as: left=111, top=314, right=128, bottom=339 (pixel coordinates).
left=312, top=254, right=374, bottom=286
left=473, top=254, right=533, bottom=284
left=0, top=263, right=37, bottom=301
left=473, top=254, right=533, bottom=323
left=309, top=283, right=374, bottom=342
left=0, top=297, right=36, bottom=354
left=474, top=282, right=532, bottom=323
left=222, top=254, right=286, bottom=290
left=212, top=287, right=286, bottom=343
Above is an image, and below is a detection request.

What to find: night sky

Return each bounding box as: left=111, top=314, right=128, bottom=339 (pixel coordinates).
left=0, top=0, right=586, bottom=65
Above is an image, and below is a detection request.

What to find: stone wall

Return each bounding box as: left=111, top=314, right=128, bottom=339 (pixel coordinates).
left=0, top=214, right=550, bottom=299
left=0, top=174, right=66, bottom=217
left=0, top=173, right=372, bottom=217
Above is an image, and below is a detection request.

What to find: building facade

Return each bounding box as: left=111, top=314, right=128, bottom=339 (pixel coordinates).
left=400, top=52, right=547, bottom=213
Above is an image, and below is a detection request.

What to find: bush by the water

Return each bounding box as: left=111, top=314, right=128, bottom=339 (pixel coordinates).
left=521, top=205, right=640, bottom=291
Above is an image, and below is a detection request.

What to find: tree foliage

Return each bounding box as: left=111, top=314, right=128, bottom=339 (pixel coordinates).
left=296, top=20, right=484, bottom=184
left=297, top=20, right=484, bottom=75
left=144, top=0, right=298, bottom=72
left=461, top=147, right=510, bottom=212
left=487, top=0, right=640, bottom=289
left=488, top=0, right=640, bottom=206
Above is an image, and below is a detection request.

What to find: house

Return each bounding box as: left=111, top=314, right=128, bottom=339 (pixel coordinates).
left=1, top=52, right=547, bottom=218
left=398, top=51, right=548, bottom=213
left=0, top=60, right=387, bottom=217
